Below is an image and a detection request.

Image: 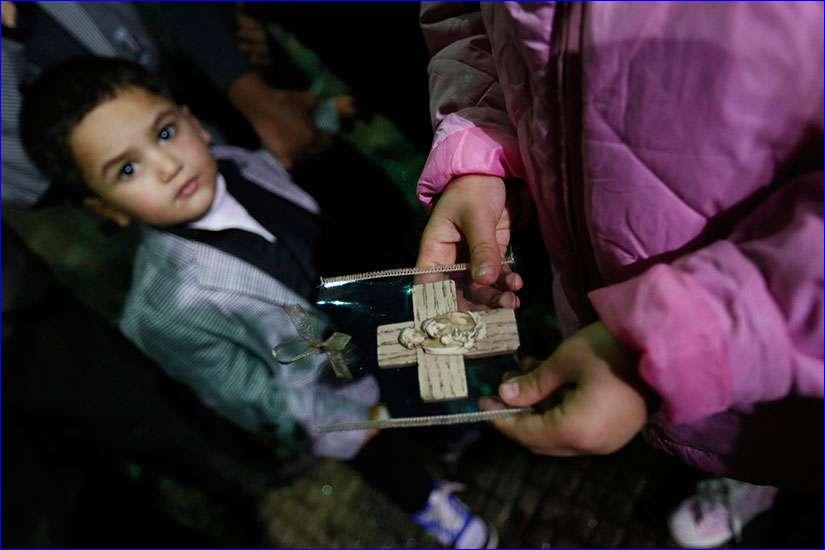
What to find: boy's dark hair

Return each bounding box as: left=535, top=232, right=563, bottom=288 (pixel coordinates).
left=20, top=56, right=174, bottom=199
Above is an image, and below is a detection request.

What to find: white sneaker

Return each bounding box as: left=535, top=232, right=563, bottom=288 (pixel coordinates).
left=412, top=481, right=498, bottom=548
left=669, top=478, right=778, bottom=547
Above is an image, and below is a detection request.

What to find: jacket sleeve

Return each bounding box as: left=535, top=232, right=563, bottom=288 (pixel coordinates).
left=1, top=38, right=51, bottom=208
left=137, top=3, right=251, bottom=93
left=417, top=2, right=525, bottom=207
left=589, top=172, right=824, bottom=425
left=121, top=290, right=374, bottom=460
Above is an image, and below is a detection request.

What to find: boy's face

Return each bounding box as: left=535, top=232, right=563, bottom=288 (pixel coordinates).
left=70, top=87, right=218, bottom=227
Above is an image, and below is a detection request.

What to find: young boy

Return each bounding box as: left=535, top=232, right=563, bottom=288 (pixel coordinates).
left=21, top=56, right=496, bottom=549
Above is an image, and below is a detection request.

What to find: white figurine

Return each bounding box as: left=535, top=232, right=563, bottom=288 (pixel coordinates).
left=399, top=311, right=487, bottom=355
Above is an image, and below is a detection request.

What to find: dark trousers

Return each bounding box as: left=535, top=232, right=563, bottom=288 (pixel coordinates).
left=349, top=430, right=434, bottom=515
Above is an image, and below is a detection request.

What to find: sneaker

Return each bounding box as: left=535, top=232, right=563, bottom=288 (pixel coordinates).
left=668, top=478, right=778, bottom=547
left=412, top=481, right=498, bottom=549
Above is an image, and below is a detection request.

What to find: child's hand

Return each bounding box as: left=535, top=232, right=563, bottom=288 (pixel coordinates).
left=417, top=174, right=521, bottom=308
left=418, top=174, right=510, bottom=282
left=360, top=403, right=389, bottom=444
left=480, top=322, right=650, bottom=456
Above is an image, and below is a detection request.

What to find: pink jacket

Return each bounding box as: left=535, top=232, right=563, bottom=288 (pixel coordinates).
left=418, top=2, right=823, bottom=486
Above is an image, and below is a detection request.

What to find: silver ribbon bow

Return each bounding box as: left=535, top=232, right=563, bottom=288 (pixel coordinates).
left=271, top=304, right=353, bottom=379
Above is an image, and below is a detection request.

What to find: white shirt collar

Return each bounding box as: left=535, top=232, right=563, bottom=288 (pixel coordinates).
left=188, top=173, right=276, bottom=242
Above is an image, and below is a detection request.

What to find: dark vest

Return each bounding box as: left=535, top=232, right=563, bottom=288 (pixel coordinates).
left=168, top=159, right=321, bottom=301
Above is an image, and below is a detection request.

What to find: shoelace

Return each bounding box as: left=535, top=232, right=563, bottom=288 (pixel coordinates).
left=693, top=478, right=742, bottom=542
left=417, top=482, right=473, bottom=546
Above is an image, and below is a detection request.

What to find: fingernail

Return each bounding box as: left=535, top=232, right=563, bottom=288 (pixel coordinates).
left=473, top=263, right=493, bottom=280
left=500, top=382, right=520, bottom=400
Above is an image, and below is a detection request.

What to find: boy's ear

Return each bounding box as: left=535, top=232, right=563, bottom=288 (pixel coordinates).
left=181, top=105, right=211, bottom=143
left=82, top=197, right=132, bottom=228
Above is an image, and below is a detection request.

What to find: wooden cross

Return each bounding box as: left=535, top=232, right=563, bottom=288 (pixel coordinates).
left=376, top=279, right=520, bottom=401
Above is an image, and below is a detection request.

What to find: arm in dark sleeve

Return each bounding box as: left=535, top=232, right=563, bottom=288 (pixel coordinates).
left=2, top=37, right=52, bottom=207
left=148, top=2, right=251, bottom=92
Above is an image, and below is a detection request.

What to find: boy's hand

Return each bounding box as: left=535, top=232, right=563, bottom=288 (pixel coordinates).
left=480, top=322, right=650, bottom=456
left=417, top=174, right=521, bottom=308
left=361, top=403, right=389, bottom=444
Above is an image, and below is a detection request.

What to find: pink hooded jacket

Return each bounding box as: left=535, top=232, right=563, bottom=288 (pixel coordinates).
left=418, top=2, right=823, bottom=486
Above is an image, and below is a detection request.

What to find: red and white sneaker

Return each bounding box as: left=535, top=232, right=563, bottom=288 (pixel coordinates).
left=668, top=478, right=778, bottom=547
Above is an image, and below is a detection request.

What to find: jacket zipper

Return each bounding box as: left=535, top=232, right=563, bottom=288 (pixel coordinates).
left=555, top=2, right=602, bottom=322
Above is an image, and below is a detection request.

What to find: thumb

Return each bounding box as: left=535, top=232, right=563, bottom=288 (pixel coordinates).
left=461, top=205, right=503, bottom=285
left=498, top=360, right=566, bottom=407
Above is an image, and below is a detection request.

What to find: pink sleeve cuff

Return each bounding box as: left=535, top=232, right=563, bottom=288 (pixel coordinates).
left=589, top=264, right=733, bottom=425
left=417, top=126, right=525, bottom=208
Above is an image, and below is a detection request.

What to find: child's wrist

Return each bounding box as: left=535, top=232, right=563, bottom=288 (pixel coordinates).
left=590, top=321, right=659, bottom=413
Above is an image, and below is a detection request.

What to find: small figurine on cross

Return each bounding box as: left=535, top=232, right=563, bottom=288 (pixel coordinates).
left=376, top=279, right=520, bottom=401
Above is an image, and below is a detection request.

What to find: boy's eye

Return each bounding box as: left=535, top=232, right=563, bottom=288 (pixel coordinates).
left=118, top=162, right=136, bottom=180
left=158, top=124, right=176, bottom=141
